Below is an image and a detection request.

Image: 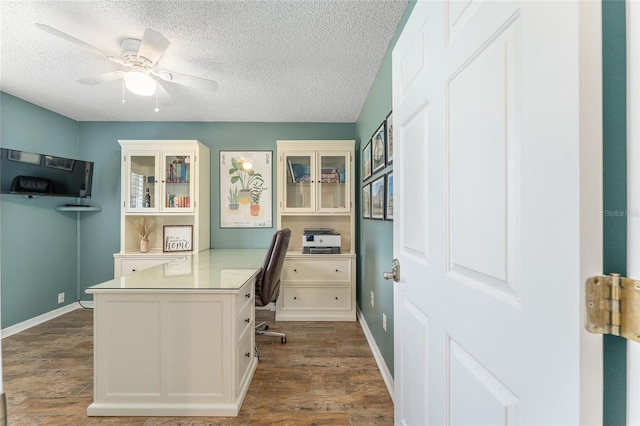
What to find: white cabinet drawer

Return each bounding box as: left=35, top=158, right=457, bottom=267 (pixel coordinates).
left=120, top=258, right=168, bottom=276
left=279, top=286, right=352, bottom=311
left=237, top=331, right=253, bottom=393
left=236, top=301, right=253, bottom=341
left=237, top=279, right=254, bottom=311
left=282, top=258, right=351, bottom=283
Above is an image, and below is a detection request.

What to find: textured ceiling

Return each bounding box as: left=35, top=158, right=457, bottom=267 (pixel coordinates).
left=0, top=0, right=408, bottom=122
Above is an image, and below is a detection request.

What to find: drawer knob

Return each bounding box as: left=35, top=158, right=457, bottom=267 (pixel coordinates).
left=293, top=269, right=298, bottom=272
left=293, top=296, right=297, bottom=300
left=245, top=318, right=250, bottom=323
left=335, top=269, right=339, bottom=272
left=335, top=297, right=338, bottom=300
left=132, top=269, right=137, bottom=272
left=245, top=293, right=251, bottom=299
left=245, top=352, right=251, bottom=358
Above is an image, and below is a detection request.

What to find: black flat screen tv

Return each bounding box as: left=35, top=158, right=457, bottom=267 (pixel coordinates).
left=0, top=148, right=94, bottom=198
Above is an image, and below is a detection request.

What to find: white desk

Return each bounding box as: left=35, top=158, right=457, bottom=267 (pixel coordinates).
left=86, top=249, right=266, bottom=417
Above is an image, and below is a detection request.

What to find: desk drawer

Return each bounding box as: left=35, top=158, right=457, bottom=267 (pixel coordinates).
left=237, top=331, right=253, bottom=392
left=279, top=285, right=352, bottom=311
left=282, top=258, right=351, bottom=283
left=236, top=301, right=253, bottom=341
left=237, top=279, right=254, bottom=311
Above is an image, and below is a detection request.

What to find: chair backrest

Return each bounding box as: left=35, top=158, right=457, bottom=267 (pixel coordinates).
left=255, top=228, right=291, bottom=307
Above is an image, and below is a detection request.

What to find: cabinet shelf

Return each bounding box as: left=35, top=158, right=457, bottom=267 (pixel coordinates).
left=56, top=205, right=102, bottom=212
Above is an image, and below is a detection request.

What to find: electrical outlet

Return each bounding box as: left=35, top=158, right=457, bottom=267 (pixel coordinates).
left=57, top=292, right=65, bottom=304
left=370, top=291, right=374, bottom=308
left=383, top=313, right=387, bottom=331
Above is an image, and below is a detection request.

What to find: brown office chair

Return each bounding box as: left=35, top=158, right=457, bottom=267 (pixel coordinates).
left=255, top=228, right=291, bottom=344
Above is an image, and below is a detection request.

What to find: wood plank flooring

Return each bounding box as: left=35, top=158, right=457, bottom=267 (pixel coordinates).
left=2, top=307, right=393, bottom=425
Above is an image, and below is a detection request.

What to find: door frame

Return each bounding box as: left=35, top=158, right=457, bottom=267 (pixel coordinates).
left=627, top=1, right=640, bottom=423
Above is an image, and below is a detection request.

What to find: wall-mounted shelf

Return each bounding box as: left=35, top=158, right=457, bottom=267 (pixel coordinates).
left=56, top=205, right=102, bottom=212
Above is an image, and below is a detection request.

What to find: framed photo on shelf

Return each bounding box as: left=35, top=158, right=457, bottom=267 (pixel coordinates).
left=219, top=151, right=273, bottom=228
left=163, top=225, right=193, bottom=252
left=386, top=172, right=394, bottom=220
left=372, top=122, right=386, bottom=174
left=44, top=155, right=74, bottom=171
left=386, top=111, right=393, bottom=164
left=8, top=150, right=41, bottom=165
left=371, top=175, right=385, bottom=220
left=362, top=141, right=372, bottom=181
left=362, top=183, right=371, bottom=219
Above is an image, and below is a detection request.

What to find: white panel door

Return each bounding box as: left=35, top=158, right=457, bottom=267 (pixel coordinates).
left=391, top=1, right=603, bottom=424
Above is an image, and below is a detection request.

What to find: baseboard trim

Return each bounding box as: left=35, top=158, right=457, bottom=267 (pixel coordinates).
left=1, top=302, right=86, bottom=339
left=357, top=307, right=394, bottom=402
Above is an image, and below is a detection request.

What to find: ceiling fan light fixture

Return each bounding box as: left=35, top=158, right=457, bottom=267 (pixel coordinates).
left=124, top=67, right=157, bottom=96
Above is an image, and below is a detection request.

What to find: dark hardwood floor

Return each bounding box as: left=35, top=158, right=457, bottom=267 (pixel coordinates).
left=2, top=307, right=393, bottom=425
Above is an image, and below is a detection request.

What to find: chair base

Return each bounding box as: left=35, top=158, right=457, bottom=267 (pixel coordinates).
left=255, top=322, right=286, bottom=343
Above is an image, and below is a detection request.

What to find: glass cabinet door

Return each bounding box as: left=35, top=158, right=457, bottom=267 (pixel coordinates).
left=128, top=154, right=157, bottom=211
left=283, top=152, right=314, bottom=211
left=162, top=152, right=194, bottom=210
left=317, top=152, right=350, bottom=212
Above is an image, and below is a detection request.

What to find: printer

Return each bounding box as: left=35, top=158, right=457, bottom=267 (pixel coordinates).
left=302, top=228, right=341, bottom=254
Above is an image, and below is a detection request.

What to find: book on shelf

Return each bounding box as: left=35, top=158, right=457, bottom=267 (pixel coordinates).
left=321, top=168, right=340, bottom=183
left=290, top=163, right=311, bottom=183
left=287, top=160, right=296, bottom=183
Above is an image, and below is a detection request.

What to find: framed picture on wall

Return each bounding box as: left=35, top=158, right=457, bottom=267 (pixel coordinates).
left=362, top=183, right=371, bottom=219
left=372, top=122, right=386, bottom=174
left=386, top=111, right=393, bottom=164
left=219, top=151, right=273, bottom=228
left=363, top=140, right=372, bottom=181
left=386, top=172, right=393, bottom=220
left=371, top=175, right=385, bottom=220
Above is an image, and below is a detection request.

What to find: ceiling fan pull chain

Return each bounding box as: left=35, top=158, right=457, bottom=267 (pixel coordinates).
left=154, top=90, right=160, bottom=113
left=121, top=79, right=126, bottom=104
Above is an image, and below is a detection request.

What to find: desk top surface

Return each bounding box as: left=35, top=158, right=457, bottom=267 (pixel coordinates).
left=87, top=249, right=266, bottom=292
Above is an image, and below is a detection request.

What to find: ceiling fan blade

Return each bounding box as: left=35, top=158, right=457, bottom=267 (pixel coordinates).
left=156, top=70, right=219, bottom=92
left=77, top=71, right=125, bottom=85
left=36, top=23, right=112, bottom=58
left=137, top=29, right=169, bottom=65
left=155, top=80, right=176, bottom=107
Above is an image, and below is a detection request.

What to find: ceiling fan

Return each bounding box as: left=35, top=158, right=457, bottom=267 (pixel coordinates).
left=36, top=24, right=219, bottom=108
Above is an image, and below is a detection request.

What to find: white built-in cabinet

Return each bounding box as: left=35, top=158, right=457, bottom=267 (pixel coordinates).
left=113, top=140, right=210, bottom=277
left=275, top=140, right=356, bottom=321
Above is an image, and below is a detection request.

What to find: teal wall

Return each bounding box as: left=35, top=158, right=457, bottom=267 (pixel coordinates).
left=354, top=1, right=415, bottom=377
left=0, top=92, right=80, bottom=326
left=602, top=0, right=627, bottom=424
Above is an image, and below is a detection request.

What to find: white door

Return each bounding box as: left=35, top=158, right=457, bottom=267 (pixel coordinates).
left=391, top=1, right=603, bottom=424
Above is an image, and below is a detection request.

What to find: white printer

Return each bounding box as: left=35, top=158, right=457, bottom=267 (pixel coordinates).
left=302, top=228, right=341, bottom=254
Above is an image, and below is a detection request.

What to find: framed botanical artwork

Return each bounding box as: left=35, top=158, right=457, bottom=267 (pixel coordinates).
left=386, top=172, right=394, bottom=220
left=386, top=111, right=393, bottom=164
left=362, top=183, right=371, bottom=219
left=372, top=122, right=386, bottom=174
left=362, top=141, right=372, bottom=181
left=371, top=175, right=385, bottom=220
left=220, top=151, right=273, bottom=228
left=163, top=225, right=193, bottom=252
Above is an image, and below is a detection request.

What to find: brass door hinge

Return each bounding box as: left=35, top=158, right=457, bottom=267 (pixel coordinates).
left=586, top=273, right=640, bottom=342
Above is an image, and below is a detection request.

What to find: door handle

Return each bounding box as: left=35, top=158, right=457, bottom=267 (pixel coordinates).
left=383, top=259, right=400, bottom=283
